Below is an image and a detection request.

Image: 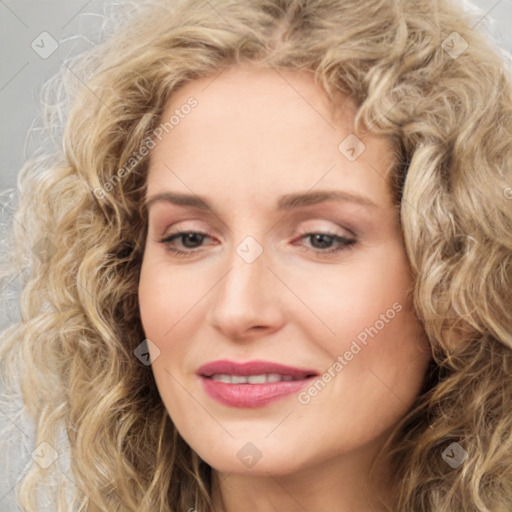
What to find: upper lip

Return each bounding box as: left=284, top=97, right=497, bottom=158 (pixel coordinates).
left=197, top=359, right=318, bottom=379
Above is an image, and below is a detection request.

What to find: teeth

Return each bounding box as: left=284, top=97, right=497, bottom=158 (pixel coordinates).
left=247, top=374, right=267, bottom=384
left=215, top=374, right=232, bottom=383
left=210, top=373, right=303, bottom=384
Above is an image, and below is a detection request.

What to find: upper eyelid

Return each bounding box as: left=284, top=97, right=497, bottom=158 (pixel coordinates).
left=148, top=203, right=367, bottom=230
left=153, top=215, right=358, bottom=235
left=158, top=226, right=355, bottom=243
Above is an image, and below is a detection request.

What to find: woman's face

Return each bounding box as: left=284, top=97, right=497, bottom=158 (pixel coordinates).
left=138, top=64, right=431, bottom=476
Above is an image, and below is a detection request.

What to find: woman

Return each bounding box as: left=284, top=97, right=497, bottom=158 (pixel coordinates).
left=1, top=0, right=511, bottom=511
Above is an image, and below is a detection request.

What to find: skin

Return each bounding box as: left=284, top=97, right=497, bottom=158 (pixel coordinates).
left=138, top=63, right=432, bottom=512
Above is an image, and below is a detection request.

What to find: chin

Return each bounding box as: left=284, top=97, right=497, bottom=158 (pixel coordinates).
left=203, top=451, right=305, bottom=476
left=189, top=432, right=322, bottom=477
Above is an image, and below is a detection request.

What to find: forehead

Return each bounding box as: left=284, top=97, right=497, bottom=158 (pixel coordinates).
left=158, top=64, right=357, bottom=140
left=146, top=64, right=396, bottom=208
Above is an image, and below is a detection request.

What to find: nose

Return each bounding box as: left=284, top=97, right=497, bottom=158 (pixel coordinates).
left=206, top=238, right=285, bottom=341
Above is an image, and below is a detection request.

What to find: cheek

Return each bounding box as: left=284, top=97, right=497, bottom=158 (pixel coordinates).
left=292, top=242, right=416, bottom=342
left=138, top=255, right=208, bottom=406
left=138, top=254, right=207, bottom=338
left=300, top=242, right=429, bottom=411
left=303, top=313, right=429, bottom=450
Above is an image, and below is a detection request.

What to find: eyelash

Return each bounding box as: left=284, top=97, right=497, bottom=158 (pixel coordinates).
left=157, top=229, right=356, bottom=257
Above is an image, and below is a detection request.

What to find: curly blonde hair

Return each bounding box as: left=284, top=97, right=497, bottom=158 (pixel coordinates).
left=1, top=0, right=511, bottom=510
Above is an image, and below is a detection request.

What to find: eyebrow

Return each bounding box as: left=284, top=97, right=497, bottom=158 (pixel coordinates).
left=143, top=190, right=378, bottom=214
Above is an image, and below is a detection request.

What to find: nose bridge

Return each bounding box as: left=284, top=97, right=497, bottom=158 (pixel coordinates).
left=207, top=231, right=283, bottom=337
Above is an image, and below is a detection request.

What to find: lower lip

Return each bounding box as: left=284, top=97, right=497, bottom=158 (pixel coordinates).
left=200, top=376, right=315, bottom=408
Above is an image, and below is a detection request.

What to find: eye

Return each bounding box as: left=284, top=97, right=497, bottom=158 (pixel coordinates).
left=157, top=229, right=357, bottom=257
left=295, top=231, right=356, bottom=256
left=158, top=230, right=212, bottom=256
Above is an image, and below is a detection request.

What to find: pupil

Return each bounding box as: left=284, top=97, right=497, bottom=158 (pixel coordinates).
left=184, top=233, right=202, bottom=248
left=312, top=234, right=332, bottom=248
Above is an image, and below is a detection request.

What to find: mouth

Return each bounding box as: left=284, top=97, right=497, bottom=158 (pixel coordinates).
left=196, top=359, right=319, bottom=408
left=207, top=373, right=313, bottom=384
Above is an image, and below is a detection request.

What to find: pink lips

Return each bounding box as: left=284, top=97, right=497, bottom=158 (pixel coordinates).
left=196, top=359, right=318, bottom=408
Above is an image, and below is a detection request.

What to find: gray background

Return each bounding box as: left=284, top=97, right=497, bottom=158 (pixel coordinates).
left=0, top=0, right=511, bottom=510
